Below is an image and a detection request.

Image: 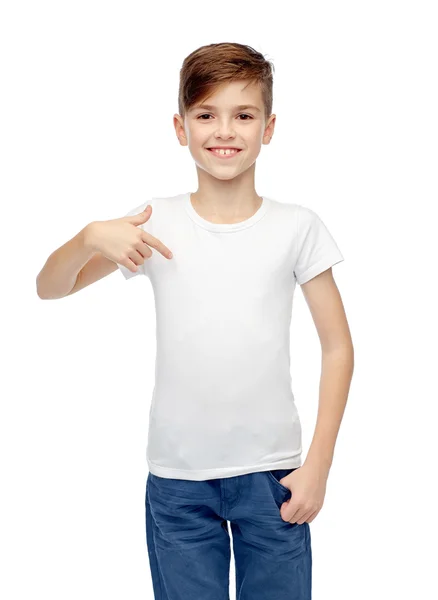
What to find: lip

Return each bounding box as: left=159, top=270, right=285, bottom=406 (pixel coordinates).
left=206, top=148, right=243, bottom=159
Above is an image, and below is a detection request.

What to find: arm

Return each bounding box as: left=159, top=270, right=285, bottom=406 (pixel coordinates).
left=36, top=224, right=117, bottom=299
left=36, top=206, right=171, bottom=299
left=36, top=224, right=96, bottom=299
left=279, top=267, right=353, bottom=525
left=301, top=267, right=354, bottom=473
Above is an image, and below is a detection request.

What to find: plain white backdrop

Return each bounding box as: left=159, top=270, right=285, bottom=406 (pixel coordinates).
left=1, top=1, right=437, bottom=598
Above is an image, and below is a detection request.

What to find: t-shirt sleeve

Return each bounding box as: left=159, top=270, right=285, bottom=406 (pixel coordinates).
left=117, top=199, right=153, bottom=280
left=293, top=205, right=344, bottom=285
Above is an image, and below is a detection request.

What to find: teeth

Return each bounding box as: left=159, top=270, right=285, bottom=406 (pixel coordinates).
left=211, top=148, right=239, bottom=155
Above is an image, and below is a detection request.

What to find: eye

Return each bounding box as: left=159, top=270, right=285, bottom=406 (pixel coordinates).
left=196, top=114, right=253, bottom=120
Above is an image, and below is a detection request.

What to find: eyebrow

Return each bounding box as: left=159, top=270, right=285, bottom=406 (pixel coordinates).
left=191, top=104, right=261, bottom=113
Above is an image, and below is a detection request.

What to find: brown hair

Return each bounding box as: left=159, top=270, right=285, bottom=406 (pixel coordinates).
left=178, top=42, right=275, bottom=121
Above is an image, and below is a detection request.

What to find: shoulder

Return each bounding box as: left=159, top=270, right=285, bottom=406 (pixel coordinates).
left=265, top=197, right=301, bottom=220
left=122, top=193, right=185, bottom=218
left=293, top=204, right=333, bottom=236
left=267, top=198, right=319, bottom=216
left=266, top=198, right=320, bottom=229
left=122, top=199, right=153, bottom=218
left=295, top=203, right=319, bottom=222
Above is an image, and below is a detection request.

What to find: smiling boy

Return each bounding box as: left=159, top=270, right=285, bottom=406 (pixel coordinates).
left=37, top=42, right=354, bottom=599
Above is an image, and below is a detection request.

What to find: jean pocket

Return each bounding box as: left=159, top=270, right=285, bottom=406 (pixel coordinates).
left=266, top=468, right=297, bottom=493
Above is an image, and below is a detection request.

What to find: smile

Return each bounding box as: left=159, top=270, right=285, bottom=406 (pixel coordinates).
left=206, top=148, right=242, bottom=159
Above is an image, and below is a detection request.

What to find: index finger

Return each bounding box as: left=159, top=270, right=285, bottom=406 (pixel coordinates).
left=141, top=231, right=173, bottom=259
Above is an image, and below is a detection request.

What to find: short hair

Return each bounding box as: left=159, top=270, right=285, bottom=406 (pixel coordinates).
left=178, top=42, right=275, bottom=121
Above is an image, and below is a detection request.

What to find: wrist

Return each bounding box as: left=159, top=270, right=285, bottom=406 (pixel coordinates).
left=82, top=222, right=99, bottom=253
left=303, top=452, right=332, bottom=474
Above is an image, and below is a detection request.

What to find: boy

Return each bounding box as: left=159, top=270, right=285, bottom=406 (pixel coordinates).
left=37, top=42, right=354, bottom=599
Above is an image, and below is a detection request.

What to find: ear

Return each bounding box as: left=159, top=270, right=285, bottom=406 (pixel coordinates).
left=173, top=114, right=188, bottom=147
left=263, top=114, right=276, bottom=145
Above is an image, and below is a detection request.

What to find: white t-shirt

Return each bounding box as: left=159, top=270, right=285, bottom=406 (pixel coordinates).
left=117, top=192, right=344, bottom=481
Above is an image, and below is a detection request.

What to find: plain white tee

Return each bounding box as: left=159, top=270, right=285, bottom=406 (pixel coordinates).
left=117, top=192, right=344, bottom=481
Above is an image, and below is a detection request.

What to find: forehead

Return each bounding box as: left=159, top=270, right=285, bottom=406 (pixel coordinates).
left=191, top=80, right=263, bottom=111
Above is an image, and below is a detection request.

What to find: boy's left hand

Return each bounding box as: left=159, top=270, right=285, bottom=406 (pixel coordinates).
left=278, top=463, right=329, bottom=524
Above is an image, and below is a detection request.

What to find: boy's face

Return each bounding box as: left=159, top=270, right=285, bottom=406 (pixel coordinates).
left=174, top=80, right=276, bottom=181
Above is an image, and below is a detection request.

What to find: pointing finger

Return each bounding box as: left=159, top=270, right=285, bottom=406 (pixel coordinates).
left=141, top=231, right=173, bottom=259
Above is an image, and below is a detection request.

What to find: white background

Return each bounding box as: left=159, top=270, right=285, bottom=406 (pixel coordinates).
left=1, top=1, right=437, bottom=598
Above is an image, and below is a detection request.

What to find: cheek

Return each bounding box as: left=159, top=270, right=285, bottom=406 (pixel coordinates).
left=189, top=132, right=207, bottom=152
left=187, top=124, right=204, bottom=139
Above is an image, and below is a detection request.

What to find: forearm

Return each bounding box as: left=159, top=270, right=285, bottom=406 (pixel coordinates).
left=304, top=347, right=354, bottom=473
left=36, top=224, right=96, bottom=299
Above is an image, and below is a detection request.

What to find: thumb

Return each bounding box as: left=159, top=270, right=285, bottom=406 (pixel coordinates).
left=280, top=498, right=295, bottom=522
left=127, top=204, right=152, bottom=224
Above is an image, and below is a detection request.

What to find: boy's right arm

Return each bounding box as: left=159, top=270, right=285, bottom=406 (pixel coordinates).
left=36, top=224, right=116, bottom=299
left=36, top=204, right=172, bottom=299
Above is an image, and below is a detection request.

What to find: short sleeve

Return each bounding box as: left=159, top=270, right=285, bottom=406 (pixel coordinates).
left=293, top=205, right=344, bottom=285
left=117, top=199, right=154, bottom=280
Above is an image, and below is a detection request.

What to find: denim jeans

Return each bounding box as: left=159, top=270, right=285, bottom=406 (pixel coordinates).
left=145, top=467, right=312, bottom=599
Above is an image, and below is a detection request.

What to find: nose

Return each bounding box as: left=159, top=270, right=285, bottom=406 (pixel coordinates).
left=214, top=119, right=236, bottom=140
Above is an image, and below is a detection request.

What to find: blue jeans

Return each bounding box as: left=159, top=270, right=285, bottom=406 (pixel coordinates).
left=145, top=468, right=312, bottom=599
